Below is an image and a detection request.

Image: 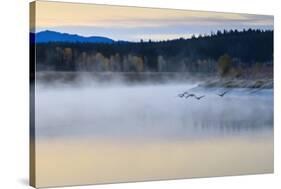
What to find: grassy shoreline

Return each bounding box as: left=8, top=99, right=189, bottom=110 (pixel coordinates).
left=35, top=71, right=273, bottom=89
left=199, top=78, right=273, bottom=89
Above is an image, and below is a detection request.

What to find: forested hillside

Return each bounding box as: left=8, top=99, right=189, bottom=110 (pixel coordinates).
left=34, top=29, right=273, bottom=77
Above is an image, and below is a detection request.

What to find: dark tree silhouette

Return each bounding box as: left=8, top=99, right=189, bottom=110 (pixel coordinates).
left=35, top=29, right=273, bottom=74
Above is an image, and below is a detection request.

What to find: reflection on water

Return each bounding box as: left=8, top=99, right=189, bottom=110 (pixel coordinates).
left=36, top=136, right=273, bottom=187
left=34, top=77, right=273, bottom=187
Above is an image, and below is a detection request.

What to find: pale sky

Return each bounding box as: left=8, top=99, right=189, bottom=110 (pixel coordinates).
left=32, top=0, right=274, bottom=41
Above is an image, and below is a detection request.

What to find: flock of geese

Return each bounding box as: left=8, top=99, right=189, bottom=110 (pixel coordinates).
left=177, top=90, right=230, bottom=100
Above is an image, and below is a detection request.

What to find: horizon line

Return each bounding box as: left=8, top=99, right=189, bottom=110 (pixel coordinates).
left=32, top=28, right=274, bottom=42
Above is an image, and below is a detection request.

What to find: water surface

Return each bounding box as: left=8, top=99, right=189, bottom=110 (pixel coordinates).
left=34, top=74, right=273, bottom=187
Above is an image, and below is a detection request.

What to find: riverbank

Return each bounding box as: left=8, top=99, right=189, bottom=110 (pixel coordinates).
left=199, top=78, right=273, bottom=89
left=35, top=71, right=273, bottom=89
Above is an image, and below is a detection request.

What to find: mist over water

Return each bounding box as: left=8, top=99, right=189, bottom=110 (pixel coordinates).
left=34, top=73, right=273, bottom=187
left=35, top=73, right=273, bottom=140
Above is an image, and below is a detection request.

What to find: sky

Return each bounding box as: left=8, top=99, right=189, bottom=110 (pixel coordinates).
left=32, top=1, right=274, bottom=41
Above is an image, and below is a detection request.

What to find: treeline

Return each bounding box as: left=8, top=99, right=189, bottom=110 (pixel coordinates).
left=35, top=29, right=273, bottom=75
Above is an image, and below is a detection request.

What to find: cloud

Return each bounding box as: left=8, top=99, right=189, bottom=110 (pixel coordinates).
left=34, top=1, right=273, bottom=41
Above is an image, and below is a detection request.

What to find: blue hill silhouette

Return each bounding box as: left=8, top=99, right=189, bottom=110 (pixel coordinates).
left=35, top=30, right=114, bottom=43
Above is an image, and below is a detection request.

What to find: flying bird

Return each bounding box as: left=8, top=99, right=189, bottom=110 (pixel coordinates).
left=178, top=91, right=188, bottom=98
left=217, top=90, right=229, bottom=97
left=195, top=95, right=205, bottom=100
left=185, top=94, right=195, bottom=98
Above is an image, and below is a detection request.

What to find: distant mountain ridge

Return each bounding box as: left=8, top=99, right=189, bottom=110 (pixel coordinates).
left=34, top=30, right=114, bottom=43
